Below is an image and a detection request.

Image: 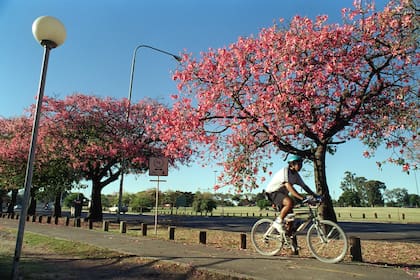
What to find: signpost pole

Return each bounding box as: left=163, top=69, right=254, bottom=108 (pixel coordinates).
left=149, top=157, right=168, bottom=235
left=154, top=176, right=159, bottom=235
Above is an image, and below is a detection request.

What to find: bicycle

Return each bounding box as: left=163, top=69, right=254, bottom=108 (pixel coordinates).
left=250, top=196, right=348, bottom=263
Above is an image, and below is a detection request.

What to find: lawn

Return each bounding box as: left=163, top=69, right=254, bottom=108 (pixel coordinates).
left=156, top=206, right=420, bottom=224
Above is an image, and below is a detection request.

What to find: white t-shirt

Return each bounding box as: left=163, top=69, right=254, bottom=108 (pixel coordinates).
left=265, top=167, right=306, bottom=193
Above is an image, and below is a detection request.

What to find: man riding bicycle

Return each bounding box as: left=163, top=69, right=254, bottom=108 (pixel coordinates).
left=265, top=154, right=317, bottom=232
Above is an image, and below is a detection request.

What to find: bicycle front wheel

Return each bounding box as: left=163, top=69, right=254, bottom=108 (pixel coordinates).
left=251, top=218, right=284, bottom=256
left=306, top=220, right=348, bottom=263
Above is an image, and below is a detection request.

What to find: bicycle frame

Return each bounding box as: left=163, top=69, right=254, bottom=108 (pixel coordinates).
left=251, top=197, right=348, bottom=263
left=292, top=201, right=318, bottom=233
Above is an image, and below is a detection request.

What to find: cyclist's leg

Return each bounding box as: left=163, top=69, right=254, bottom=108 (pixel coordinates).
left=280, top=196, right=293, bottom=220
left=267, top=191, right=285, bottom=214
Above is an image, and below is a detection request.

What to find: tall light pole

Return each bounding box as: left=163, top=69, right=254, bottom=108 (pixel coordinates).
left=12, top=16, right=66, bottom=280
left=117, top=45, right=181, bottom=222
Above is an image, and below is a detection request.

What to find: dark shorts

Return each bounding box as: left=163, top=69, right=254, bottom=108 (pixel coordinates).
left=267, top=188, right=289, bottom=208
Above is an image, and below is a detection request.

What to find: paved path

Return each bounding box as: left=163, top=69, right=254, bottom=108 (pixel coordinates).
left=1, top=218, right=417, bottom=280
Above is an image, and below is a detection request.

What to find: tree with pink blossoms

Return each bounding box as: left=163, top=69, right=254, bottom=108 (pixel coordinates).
left=0, top=94, right=193, bottom=221
left=42, top=94, right=193, bottom=221
left=170, top=0, right=419, bottom=220
left=0, top=117, right=30, bottom=213
left=0, top=115, right=80, bottom=216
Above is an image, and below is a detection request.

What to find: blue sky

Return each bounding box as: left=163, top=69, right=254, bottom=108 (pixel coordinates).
left=0, top=0, right=418, bottom=199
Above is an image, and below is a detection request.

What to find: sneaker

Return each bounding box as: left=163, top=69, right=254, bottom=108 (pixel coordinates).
left=290, top=242, right=300, bottom=255
left=292, top=246, right=301, bottom=255
left=273, top=220, right=285, bottom=233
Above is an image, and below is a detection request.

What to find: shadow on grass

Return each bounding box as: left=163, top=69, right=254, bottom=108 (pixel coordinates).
left=0, top=253, right=240, bottom=280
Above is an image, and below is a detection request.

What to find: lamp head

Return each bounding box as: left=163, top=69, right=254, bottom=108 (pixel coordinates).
left=32, top=16, right=66, bottom=48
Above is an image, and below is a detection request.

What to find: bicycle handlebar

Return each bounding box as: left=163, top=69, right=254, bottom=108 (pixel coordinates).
left=301, top=195, right=323, bottom=205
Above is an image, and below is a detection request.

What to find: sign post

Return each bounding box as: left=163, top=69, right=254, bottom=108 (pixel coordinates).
left=149, top=157, right=168, bottom=234
left=149, top=157, right=168, bottom=176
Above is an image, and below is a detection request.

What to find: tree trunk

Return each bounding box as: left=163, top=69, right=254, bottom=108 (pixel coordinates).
left=54, top=191, right=62, bottom=217
left=313, top=144, right=337, bottom=222
left=87, top=179, right=103, bottom=221
left=7, top=189, right=18, bottom=213
left=85, top=168, right=121, bottom=221
left=28, top=193, right=36, bottom=216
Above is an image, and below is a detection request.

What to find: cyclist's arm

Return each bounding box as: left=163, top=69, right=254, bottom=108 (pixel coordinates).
left=295, top=173, right=316, bottom=196
left=284, top=182, right=304, bottom=201
left=301, top=184, right=317, bottom=197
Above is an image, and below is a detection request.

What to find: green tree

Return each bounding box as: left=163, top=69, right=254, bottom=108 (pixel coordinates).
left=161, top=190, right=184, bottom=214
left=105, top=193, right=119, bottom=206
left=63, top=193, right=87, bottom=208
left=408, top=194, right=420, bottom=207
left=101, top=194, right=112, bottom=209
left=255, top=192, right=267, bottom=202
left=182, top=191, right=195, bottom=207
left=192, top=192, right=217, bottom=214
left=34, top=157, right=82, bottom=217
left=214, top=193, right=234, bottom=207
left=384, top=188, right=409, bottom=207
left=130, top=190, right=155, bottom=212
left=339, top=173, right=387, bottom=207
left=256, top=199, right=271, bottom=210
left=339, top=172, right=366, bottom=206
left=337, top=189, right=360, bottom=207
left=364, top=180, right=386, bottom=207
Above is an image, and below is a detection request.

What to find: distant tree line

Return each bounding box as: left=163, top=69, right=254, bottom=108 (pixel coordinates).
left=63, top=189, right=266, bottom=214
left=4, top=168, right=418, bottom=217
left=336, top=171, right=419, bottom=207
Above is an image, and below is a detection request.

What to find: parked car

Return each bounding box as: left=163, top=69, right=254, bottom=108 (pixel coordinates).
left=13, top=205, right=22, bottom=213
left=108, top=205, right=128, bottom=213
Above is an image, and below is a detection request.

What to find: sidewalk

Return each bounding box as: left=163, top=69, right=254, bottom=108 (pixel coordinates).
left=0, top=218, right=415, bottom=280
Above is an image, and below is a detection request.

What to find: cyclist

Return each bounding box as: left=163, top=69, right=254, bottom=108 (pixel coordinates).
left=265, top=154, right=317, bottom=232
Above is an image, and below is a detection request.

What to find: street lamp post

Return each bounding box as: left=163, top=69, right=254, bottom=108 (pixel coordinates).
left=11, top=16, right=66, bottom=280
left=116, top=45, right=181, bottom=222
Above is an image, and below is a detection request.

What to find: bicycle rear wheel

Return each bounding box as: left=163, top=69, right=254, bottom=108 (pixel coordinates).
left=306, top=220, right=348, bottom=263
left=251, top=218, right=284, bottom=256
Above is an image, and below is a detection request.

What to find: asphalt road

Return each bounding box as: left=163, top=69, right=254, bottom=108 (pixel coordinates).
left=99, top=212, right=420, bottom=243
